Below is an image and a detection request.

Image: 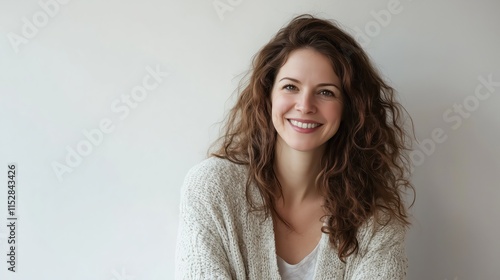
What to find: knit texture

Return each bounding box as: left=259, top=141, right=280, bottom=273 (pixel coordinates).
left=175, top=157, right=408, bottom=279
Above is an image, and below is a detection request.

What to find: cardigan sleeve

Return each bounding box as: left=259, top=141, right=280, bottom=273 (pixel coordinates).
left=175, top=165, right=232, bottom=280
left=345, top=216, right=408, bottom=280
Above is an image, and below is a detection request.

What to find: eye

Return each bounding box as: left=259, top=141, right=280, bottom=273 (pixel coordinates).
left=319, top=89, right=335, bottom=97
left=283, top=84, right=297, bottom=91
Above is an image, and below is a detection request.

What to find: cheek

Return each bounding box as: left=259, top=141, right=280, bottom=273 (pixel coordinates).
left=270, top=96, right=280, bottom=126
left=324, top=103, right=343, bottom=121
left=271, top=95, right=292, bottom=114
left=271, top=108, right=283, bottom=130
left=271, top=101, right=291, bottom=131
left=271, top=96, right=283, bottom=117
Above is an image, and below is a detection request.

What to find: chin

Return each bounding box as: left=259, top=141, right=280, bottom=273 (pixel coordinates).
left=285, top=141, right=322, bottom=153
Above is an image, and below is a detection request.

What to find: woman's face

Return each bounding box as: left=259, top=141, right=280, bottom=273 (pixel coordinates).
left=270, top=48, right=343, bottom=153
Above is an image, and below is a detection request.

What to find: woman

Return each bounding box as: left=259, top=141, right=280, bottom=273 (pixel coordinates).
left=176, top=14, right=415, bottom=279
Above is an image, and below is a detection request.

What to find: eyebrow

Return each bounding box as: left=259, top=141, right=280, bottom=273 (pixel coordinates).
left=279, top=77, right=341, bottom=90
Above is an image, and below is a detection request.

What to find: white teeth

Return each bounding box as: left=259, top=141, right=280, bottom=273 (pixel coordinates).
left=290, top=119, right=321, bottom=129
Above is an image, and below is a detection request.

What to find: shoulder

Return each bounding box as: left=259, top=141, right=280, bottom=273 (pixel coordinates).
left=343, top=213, right=409, bottom=278
left=180, top=157, right=248, bottom=204
left=356, top=211, right=408, bottom=254
left=185, top=156, right=245, bottom=180
left=183, top=156, right=247, bottom=190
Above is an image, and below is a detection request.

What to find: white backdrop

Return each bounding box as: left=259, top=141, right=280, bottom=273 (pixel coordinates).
left=1, top=0, right=499, bottom=279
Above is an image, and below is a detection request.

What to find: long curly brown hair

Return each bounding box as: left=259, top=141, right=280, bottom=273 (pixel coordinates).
left=208, top=14, right=415, bottom=262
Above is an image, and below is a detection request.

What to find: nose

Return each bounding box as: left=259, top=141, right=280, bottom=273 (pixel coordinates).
left=295, top=90, right=316, bottom=114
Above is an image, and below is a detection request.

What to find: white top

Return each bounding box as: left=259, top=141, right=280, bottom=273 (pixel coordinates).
left=277, top=240, right=321, bottom=280
left=175, top=157, right=409, bottom=279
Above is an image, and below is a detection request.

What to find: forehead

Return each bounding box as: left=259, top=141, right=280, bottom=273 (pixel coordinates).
left=275, top=48, right=339, bottom=83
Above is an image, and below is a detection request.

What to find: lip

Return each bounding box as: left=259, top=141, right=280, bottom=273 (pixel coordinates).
left=287, top=119, right=322, bottom=133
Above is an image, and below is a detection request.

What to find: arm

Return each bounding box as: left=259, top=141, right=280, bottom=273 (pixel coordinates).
left=175, top=166, right=232, bottom=280
left=346, top=216, right=408, bottom=280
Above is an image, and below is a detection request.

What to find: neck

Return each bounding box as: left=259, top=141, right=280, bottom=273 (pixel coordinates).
left=273, top=138, right=325, bottom=207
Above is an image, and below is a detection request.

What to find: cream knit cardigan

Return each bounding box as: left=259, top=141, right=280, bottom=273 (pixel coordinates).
left=175, top=157, right=408, bottom=279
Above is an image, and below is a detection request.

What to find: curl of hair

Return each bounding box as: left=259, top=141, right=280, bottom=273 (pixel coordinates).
left=208, top=14, right=416, bottom=262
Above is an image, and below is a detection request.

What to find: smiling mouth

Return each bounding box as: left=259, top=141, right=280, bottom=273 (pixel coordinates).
left=288, top=119, right=322, bottom=129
